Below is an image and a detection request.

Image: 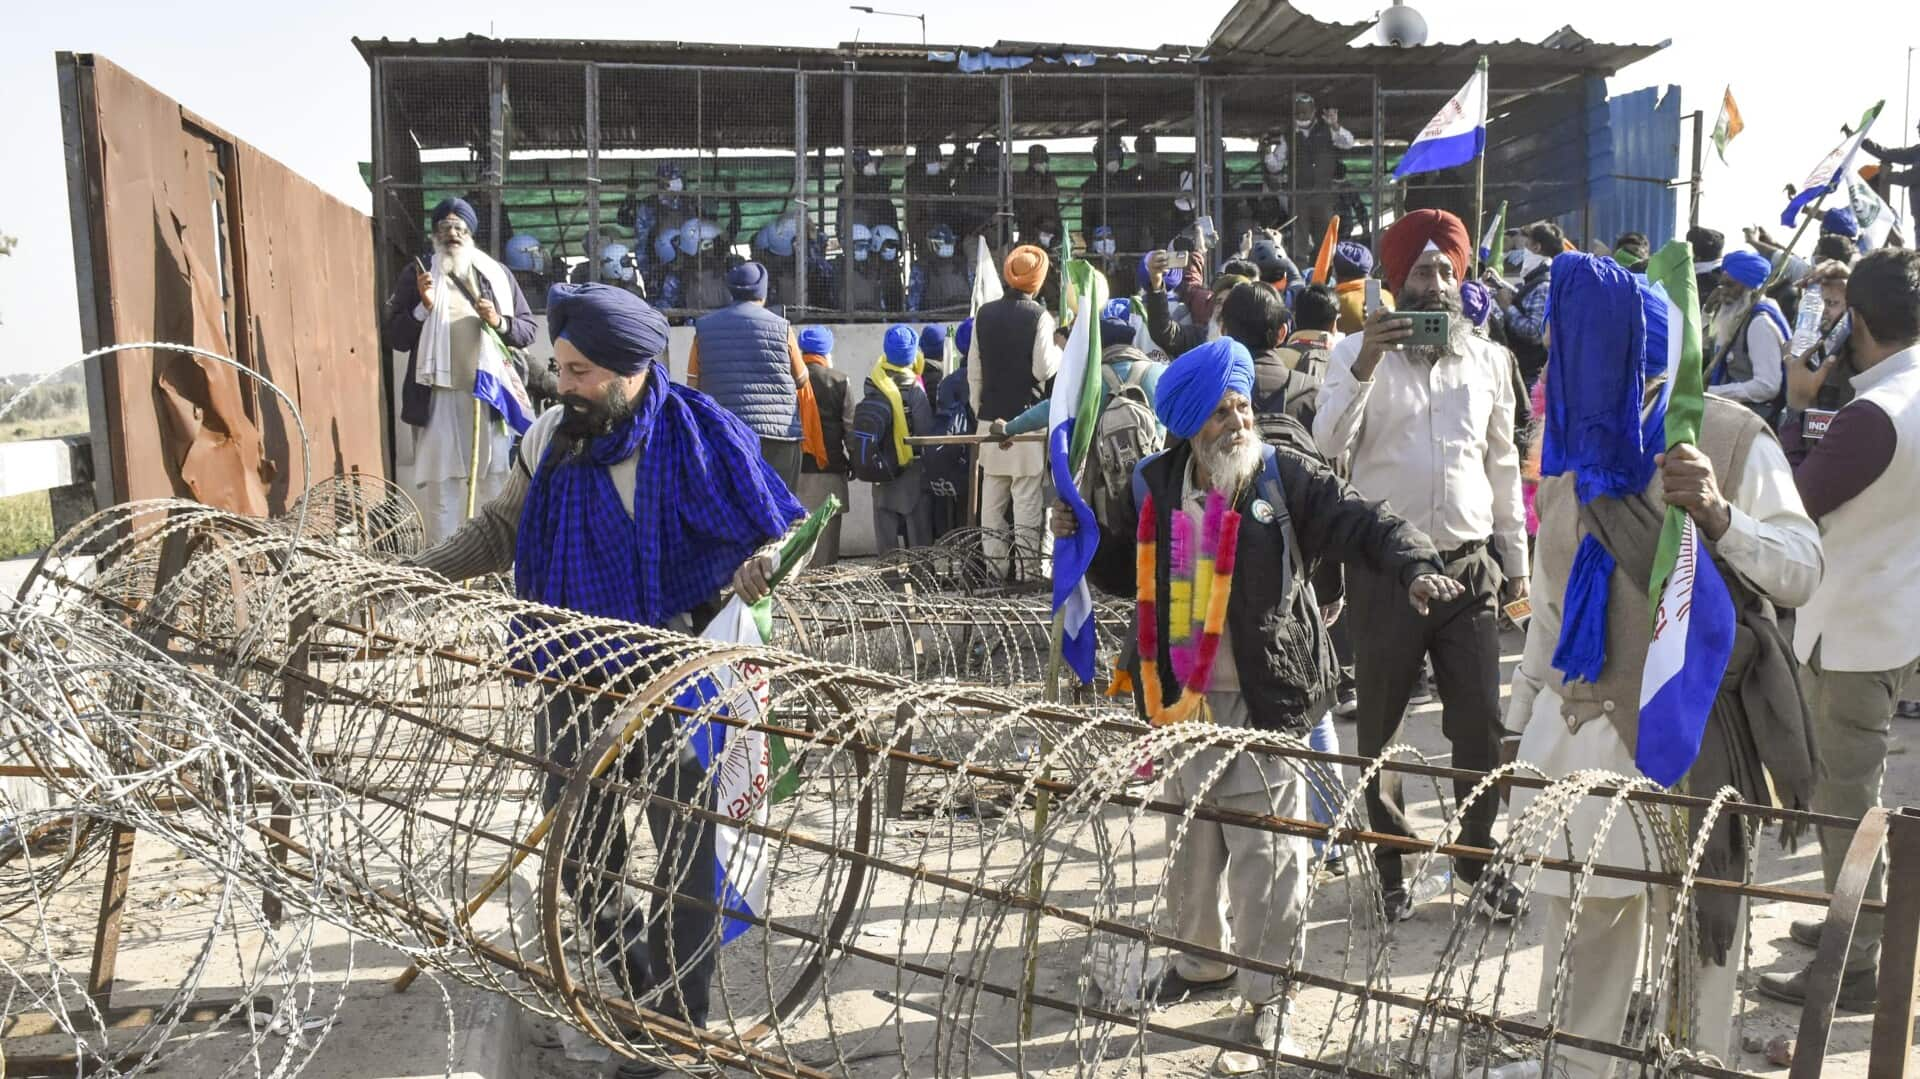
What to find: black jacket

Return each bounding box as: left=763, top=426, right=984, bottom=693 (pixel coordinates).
left=1143, top=288, right=1205, bottom=360
left=383, top=263, right=537, bottom=429
left=1088, top=441, right=1441, bottom=729
left=803, top=361, right=853, bottom=476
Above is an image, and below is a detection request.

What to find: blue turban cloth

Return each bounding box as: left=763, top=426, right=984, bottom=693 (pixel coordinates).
left=727, top=261, right=770, bottom=302
left=431, top=197, right=478, bottom=233
left=798, top=325, right=834, bottom=355
left=955, top=317, right=974, bottom=357
left=1539, top=252, right=1670, bottom=685
left=1332, top=240, right=1372, bottom=278
left=1155, top=338, right=1254, bottom=440
left=1720, top=250, right=1771, bottom=290
left=547, top=283, right=668, bottom=375
left=919, top=323, right=947, bottom=359
left=883, top=324, right=919, bottom=366
left=1460, top=279, right=1492, bottom=327
left=1100, top=297, right=1137, bottom=345
left=1823, top=206, right=1860, bottom=239
left=516, top=290, right=803, bottom=657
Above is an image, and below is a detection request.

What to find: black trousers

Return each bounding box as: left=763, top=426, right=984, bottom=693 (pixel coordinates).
left=538, top=685, right=718, bottom=1026
left=1349, top=545, right=1505, bottom=893
left=760, top=436, right=804, bottom=491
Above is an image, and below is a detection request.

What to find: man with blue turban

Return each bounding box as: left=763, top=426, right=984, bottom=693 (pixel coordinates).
left=864, top=324, right=937, bottom=551
left=1704, top=249, right=1791, bottom=421
left=384, top=196, right=538, bottom=544
left=411, top=283, right=806, bottom=1076
left=1054, top=337, right=1453, bottom=1069
left=688, top=260, right=812, bottom=487
left=1507, top=251, right=1820, bottom=1078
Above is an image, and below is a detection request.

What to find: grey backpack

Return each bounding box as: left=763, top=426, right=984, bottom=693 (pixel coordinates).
left=1088, top=366, right=1163, bottom=529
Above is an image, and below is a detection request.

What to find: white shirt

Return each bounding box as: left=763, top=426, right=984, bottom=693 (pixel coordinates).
left=1313, top=331, right=1528, bottom=577
left=410, top=268, right=514, bottom=486
left=1506, top=434, right=1822, bottom=898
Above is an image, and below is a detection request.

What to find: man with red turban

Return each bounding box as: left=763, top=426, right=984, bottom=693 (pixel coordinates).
left=969, top=245, right=1062, bottom=579
left=1313, top=208, right=1529, bottom=924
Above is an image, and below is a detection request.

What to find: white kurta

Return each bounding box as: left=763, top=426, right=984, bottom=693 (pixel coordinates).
left=1506, top=432, right=1822, bottom=899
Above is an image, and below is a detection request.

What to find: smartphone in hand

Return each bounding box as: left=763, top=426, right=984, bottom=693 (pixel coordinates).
left=1364, top=278, right=1383, bottom=317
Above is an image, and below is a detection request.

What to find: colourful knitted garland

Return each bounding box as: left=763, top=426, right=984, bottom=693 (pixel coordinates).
left=1136, top=489, right=1241, bottom=726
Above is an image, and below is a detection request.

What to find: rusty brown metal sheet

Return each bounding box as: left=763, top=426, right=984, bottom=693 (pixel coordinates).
left=62, top=55, right=384, bottom=515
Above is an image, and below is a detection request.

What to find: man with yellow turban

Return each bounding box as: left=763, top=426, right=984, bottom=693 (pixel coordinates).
left=968, top=244, right=1062, bottom=579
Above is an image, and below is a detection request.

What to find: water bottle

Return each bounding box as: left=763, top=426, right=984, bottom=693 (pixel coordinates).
left=1790, top=289, right=1826, bottom=357
left=1408, top=868, right=1452, bottom=904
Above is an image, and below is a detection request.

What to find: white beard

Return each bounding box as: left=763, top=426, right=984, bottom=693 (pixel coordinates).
left=436, top=238, right=474, bottom=279
left=1198, top=430, right=1262, bottom=495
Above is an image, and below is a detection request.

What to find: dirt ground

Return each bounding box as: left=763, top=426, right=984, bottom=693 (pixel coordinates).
left=4, top=620, right=1915, bottom=1078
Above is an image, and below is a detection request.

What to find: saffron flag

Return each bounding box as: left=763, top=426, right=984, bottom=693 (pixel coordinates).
left=1312, top=214, right=1343, bottom=286
left=1781, top=101, right=1885, bottom=227
left=1047, top=260, right=1108, bottom=684
left=1636, top=243, right=1736, bottom=787
left=1711, top=87, right=1744, bottom=165
left=679, top=496, right=837, bottom=942
left=1393, top=56, right=1488, bottom=180
left=1479, top=200, right=1509, bottom=273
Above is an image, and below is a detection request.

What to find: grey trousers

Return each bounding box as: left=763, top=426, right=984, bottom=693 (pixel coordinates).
left=1805, top=642, right=1919, bottom=973
left=760, top=436, right=803, bottom=491
left=793, top=472, right=848, bottom=567
left=1161, top=692, right=1312, bottom=1005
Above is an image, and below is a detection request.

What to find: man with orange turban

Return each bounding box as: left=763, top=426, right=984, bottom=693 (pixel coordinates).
left=1313, top=208, right=1529, bottom=925
left=968, top=244, right=1062, bottom=579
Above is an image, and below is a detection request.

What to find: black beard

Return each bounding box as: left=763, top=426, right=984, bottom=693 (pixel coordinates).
left=557, top=384, right=637, bottom=442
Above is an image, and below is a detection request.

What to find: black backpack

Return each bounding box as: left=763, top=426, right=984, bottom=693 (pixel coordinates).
left=923, top=384, right=974, bottom=499
left=850, top=393, right=906, bottom=483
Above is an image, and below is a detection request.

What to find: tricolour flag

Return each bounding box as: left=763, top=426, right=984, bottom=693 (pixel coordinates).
left=1781, top=101, right=1885, bottom=227
left=1479, top=200, right=1509, bottom=272
left=1393, top=56, right=1488, bottom=180
left=1047, top=260, right=1109, bottom=685
left=678, top=496, right=837, bottom=942
left=1711, top=87, right=1744, bottom=165
left=475, top=322, right=535, bottom=435
left=1636, top=243, right=1737, bottom=787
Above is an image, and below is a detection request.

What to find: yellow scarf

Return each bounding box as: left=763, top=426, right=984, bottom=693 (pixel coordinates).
left=867, top=356, right=925, bottom=468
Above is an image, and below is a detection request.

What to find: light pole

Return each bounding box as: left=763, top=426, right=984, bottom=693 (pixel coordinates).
left=849, top=5, right=926, bottom=46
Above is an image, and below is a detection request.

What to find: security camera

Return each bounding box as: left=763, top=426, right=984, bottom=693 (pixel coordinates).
left=1376, top=1, right=1428, bottom=47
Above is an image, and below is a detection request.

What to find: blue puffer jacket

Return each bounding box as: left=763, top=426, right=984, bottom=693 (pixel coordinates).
left=693, top=302, right=800, bottom=439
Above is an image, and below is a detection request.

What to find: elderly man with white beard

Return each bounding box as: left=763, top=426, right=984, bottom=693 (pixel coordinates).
left=1055, top=337, right=1456, bottom=1072
left=1313, top=209, right=1529, bottom=925
left=385, top=197, right=538, bottom=544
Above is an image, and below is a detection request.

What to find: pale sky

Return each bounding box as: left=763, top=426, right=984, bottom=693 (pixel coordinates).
left=0, top=0, right=1914, bottom=375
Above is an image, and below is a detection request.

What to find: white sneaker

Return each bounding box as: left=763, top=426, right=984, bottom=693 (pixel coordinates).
left=1215, top=1005, right=1302, bottom=1074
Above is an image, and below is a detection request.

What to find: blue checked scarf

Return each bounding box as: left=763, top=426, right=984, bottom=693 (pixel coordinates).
left=514, top=361, right=803, bottom=666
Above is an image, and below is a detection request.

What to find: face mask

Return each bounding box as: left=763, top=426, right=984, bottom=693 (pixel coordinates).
left=854, top=247, right=870, bottom=262
left=926, top=162, right=941, bottom=175
left=667, top=177, right=684, bottom=192
left=1038, top=232, right=1054, bottom=248
left=863, top=162, right=879, bottom=177
left=881, top=247, right=898, bottom=261
left=1105, top=160, right=1121, bottom=174
left=1263, top=148, right=1285, bottom=174
left=1093, top=238, right=1115, bottom=256
left=935, top=242, right=955, bottom=258
left=1520, top=249, right=1548, bottom=275
left=1174, top=197, right=1193, bottom=213
left=1034, top=162, right=1050, bottom=175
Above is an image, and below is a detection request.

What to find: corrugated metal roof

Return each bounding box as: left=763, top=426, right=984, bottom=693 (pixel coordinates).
left=1201, top=0, right=1666, bottom=82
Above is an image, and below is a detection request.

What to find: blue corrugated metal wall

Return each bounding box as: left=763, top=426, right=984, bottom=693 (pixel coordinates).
left=1586, top=81, right=1681, bottom=249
